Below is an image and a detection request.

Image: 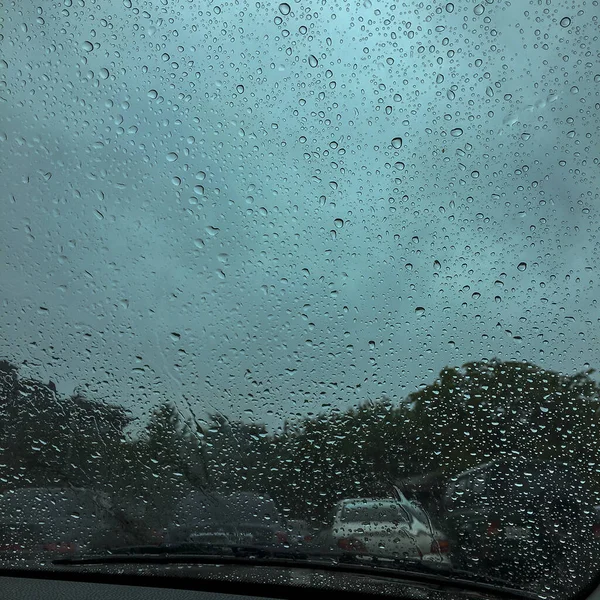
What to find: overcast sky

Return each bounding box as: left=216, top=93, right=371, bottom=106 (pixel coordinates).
left=1, top=0, right=598, bottom=429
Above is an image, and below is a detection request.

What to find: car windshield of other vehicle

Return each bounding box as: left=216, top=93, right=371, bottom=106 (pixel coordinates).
left=340, top=502, right=410, bottom=524
left=1, top=0, right=599, bottom=599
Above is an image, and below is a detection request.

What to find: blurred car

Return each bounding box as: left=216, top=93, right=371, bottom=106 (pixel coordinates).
left=0, top=487, right=116, bottom=559
left=167, top=490, right=288, bottom=549
left=443, top=459, right=597, bottom=579
left=393, top=491, right=451, bottom=557
left=329, top=498, right=450, bottom=563
left=593, top=506, right=600, bottom=540
left=284, top=519, right=320, bottom=548
left=88, top=498, right=166, bottom=550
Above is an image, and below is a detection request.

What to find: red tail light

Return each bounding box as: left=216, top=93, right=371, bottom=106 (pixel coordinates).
left=0, top=543, right=25, bottom=552
left=275, top=531, right=289, bottom=544
left=338, top=537, right=367, bottom=552
left=431, top=539, right=450, bottom=554
left=487, top=520, right=501, bottom=536
left=151, top=529, right=166, bottom=543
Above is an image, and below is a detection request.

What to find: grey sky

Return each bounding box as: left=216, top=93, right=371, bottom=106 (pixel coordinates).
left=1, top=0, right=598, bottom=428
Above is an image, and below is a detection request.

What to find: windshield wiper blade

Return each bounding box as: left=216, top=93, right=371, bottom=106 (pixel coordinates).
left=54, top=545, right=540, bottom=600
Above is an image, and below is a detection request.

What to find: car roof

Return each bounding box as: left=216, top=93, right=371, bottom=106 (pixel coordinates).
left=451, top=458, right=576, bottom=480
left=337, top=498, right=401, bottom=508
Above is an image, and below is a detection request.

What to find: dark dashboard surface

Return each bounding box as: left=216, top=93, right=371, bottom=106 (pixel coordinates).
left=0, top=576, right=267, bottom=600
left=2, top=561, right=600, bottom=600
left=0, top=567, right=527, bottom=600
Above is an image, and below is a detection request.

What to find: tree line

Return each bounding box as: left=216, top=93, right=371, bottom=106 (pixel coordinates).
left=1, top=358, right=599, bottom=527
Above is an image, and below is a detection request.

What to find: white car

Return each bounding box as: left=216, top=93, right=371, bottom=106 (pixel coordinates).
left=330, top=498, right=450, bottom=564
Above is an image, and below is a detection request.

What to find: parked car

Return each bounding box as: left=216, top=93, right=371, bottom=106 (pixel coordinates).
left=0, top=487, right=116, bottom=559
left=167, top=490, right=288, bottom=549
left=89, top=498, right=166, bottom=550
left=284, top=519, right=320, bottom=548
left=328, top=498, right=450, bottom=563
left=443, top=459, right=598, bottom=580
left=593, top=506, right=600, bottom=540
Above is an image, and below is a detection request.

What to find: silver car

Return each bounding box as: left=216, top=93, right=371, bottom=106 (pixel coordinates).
left=330, top=498, right=450, bottom=564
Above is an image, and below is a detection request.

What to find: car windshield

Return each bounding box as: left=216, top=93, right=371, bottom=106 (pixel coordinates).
left=340, top=503, right=409, bottom=524
left=1, top=0, right=599, bottom=598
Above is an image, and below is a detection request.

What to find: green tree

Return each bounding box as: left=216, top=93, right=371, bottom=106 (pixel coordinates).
left=408, top=360, right=600, bottom=485
left=0, top=361, right=132, bottom=490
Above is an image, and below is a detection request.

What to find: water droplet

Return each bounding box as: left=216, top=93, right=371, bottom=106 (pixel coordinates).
left=560, top=16, right=571, bottom=27
left=447, top=89, right=455, bottom=100
left=434, top=260, right=441, bottom=271
left=405, top=263, right=413, bottom=271
left=474, top=4, right=485, bottom=15
left=471, top=170, right=480, bottom=178
left=148, top=89, right=158, bottom=99
left=450, top=128, right=463, bottom=137
left=308, top=55, right=318, bottom=68
left=368, top=340, right=376, bottom=350
left=205, top=226, right=220, bottom=236
left=385, top=106, right=392, bottom=115
left=517, top=262, right=527, bottom=271
left=99, top=68, right=109, bottom=80
left=391, top=136, right=403, bottom=149
left=82, top=41, right=93, bottom=52
left=161, top=53, right=170, bottom=62
left=436, top=74, right=444, bottom=84
left=521, top=132, right=531, bottom=141
left=394, top=161, right=405, bottom=171
left=279, top=2, right=290, bottom=15
left=334, top=218, right=344, bottom=228
left=446, top=2, right=454, bottom=12
left=166, top=152, right=178, bottom=162
left=236, top=84, right=245, bottom=93
left=486, top=86, right=494, bottom=97
left=172, top=176, right=181, bottom=186
left=196, top=171, right=206, bottom=180
left=415, top=307, right=425, bottom=316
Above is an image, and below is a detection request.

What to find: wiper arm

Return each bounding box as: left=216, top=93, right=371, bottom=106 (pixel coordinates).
left=54, top=544, right=540, bottom=600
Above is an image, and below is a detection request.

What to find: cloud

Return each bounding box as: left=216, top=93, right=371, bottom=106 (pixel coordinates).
left=1, top=0, right=598, bottom=426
